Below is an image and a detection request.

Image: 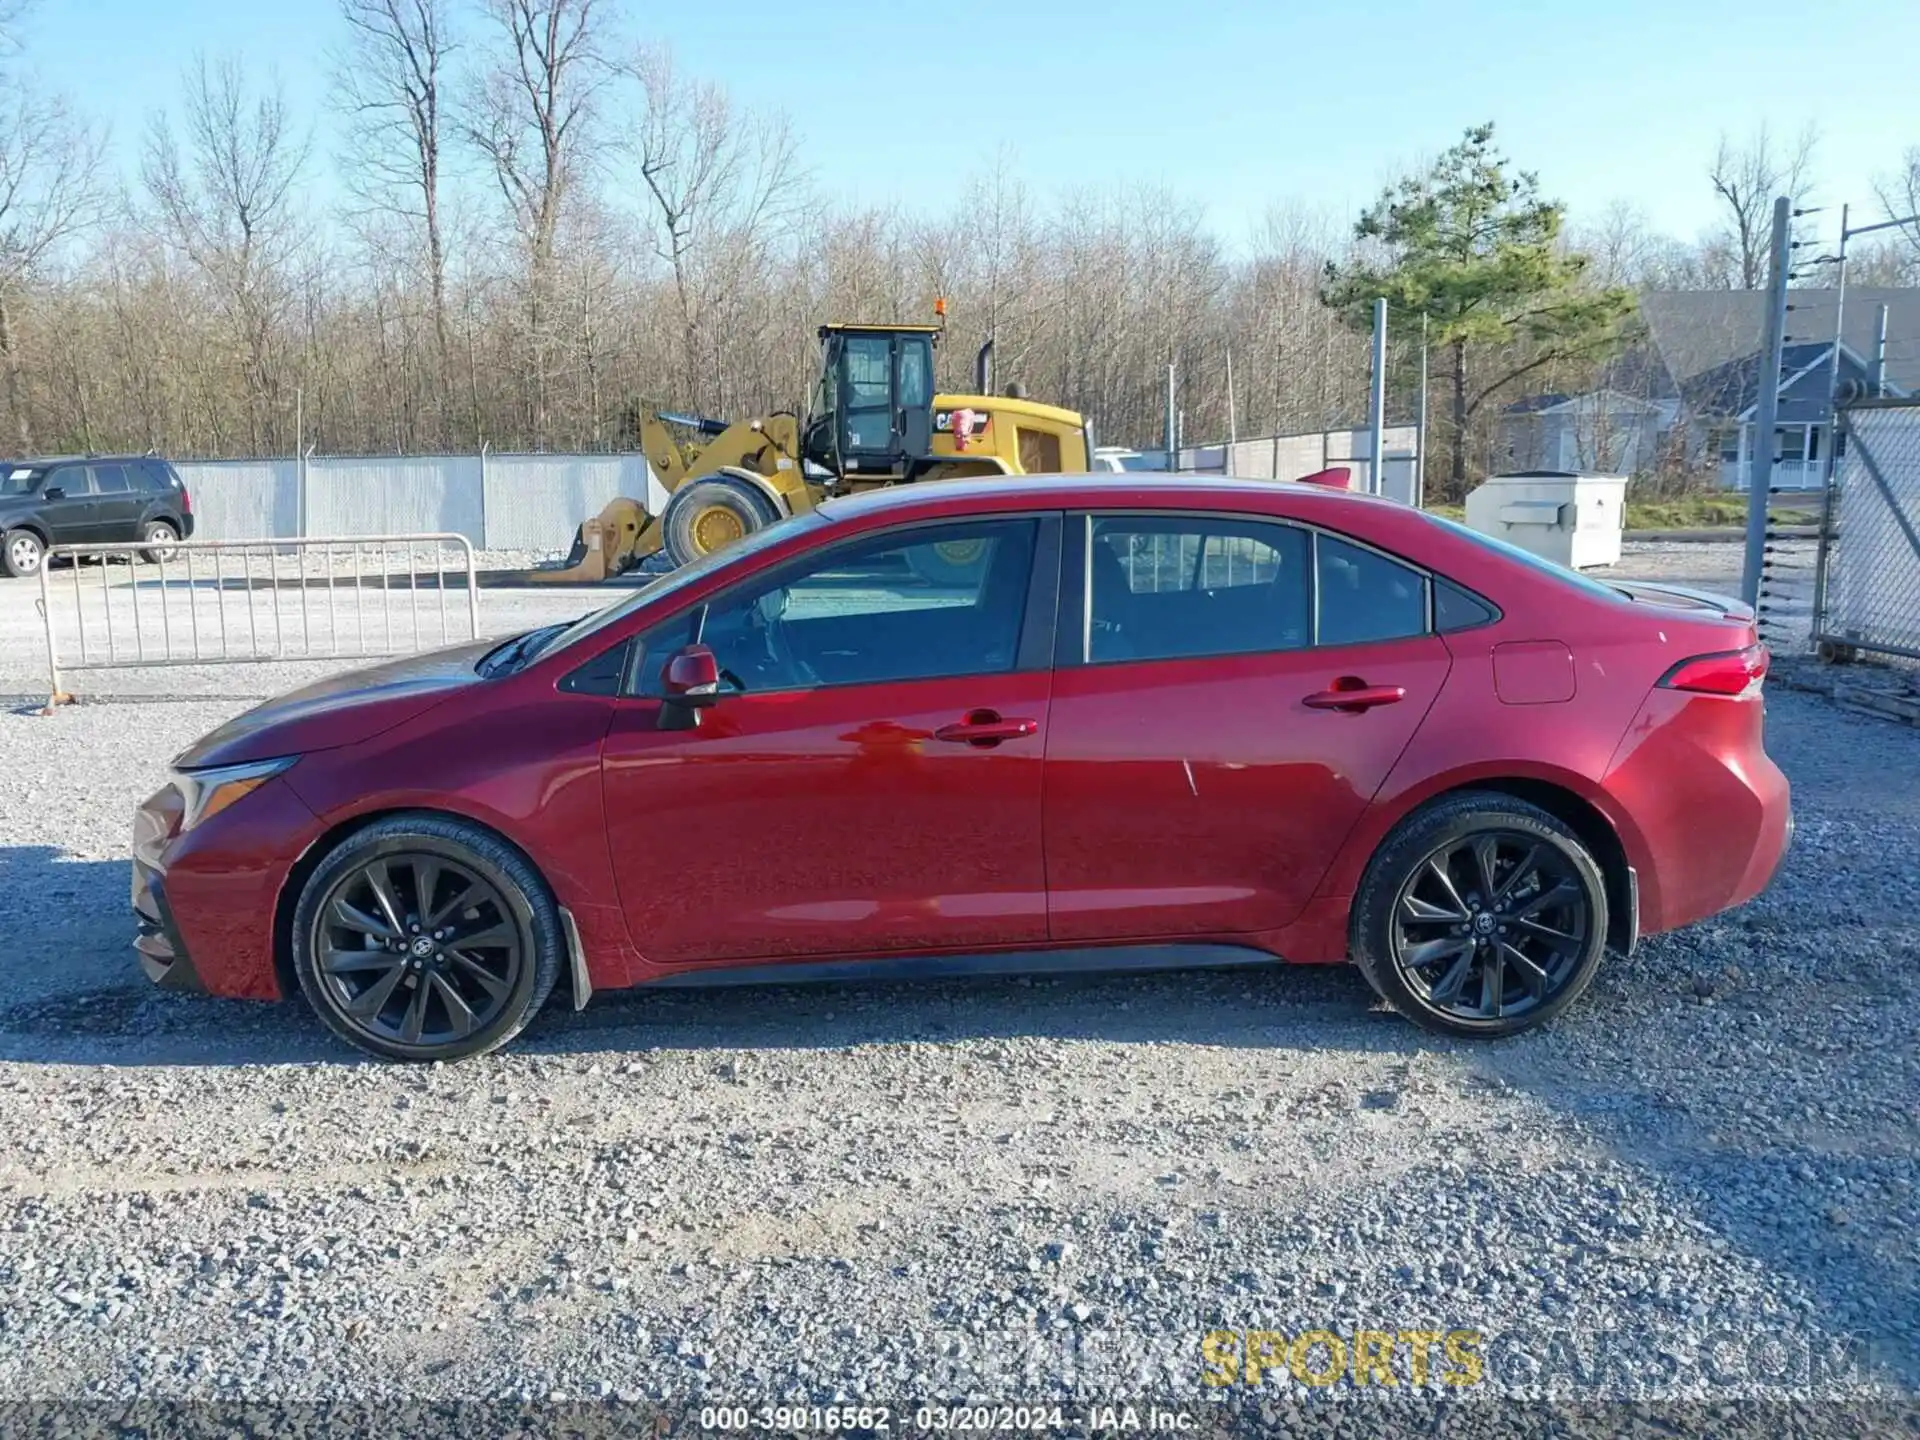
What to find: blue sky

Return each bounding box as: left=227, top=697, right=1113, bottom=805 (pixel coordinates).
left=22, top=0, right=1920, bottom=249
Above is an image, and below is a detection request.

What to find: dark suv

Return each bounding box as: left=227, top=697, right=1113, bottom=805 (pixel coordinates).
left=0, top=455, right=195, bottom=578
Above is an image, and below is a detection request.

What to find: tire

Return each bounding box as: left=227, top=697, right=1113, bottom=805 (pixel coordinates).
left=139, top=520, right=181, bottom=565
left=905, top=535, right=991, bottom=587
left=290, top=813, right=564, bottom=1063
left=3, top=528, right=44, bottom=578
left=1350, top=791, right=1609, bottom=1039
left=662, top=477, right=778, bottom=567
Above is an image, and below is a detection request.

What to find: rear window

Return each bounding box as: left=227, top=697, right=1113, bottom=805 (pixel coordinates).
left=0, top=467, right=42, bottom=497
left=1418, top=510, right=1626, bottom=603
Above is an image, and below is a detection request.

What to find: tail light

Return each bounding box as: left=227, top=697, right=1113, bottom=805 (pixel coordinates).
left=180, top=486, right=193, bottom=514
left=1659, top=642, right=1769, bottom=696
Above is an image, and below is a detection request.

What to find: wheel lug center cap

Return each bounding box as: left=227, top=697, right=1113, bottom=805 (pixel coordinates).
left=409, top=936, right=437, bottom=958
left=1473, top=913, right=1498, bottom=935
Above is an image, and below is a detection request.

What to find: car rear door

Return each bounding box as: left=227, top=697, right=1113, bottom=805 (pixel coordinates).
left=598, top=514, right=1061, bottom=966
left=1042, top=512, right=1453, bottom=942
left=88, top=463, right=144, bottom=542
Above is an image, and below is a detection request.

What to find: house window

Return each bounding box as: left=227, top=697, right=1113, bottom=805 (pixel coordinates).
left=1776, top=426, right=1807, bottom=464
left=1716, top=427, right=1743, bottom=464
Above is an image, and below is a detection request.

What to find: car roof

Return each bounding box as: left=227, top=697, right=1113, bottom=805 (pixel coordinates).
left=815, top=473, right=1406, bottom=523
left=3, top=454, right=163, bottom=466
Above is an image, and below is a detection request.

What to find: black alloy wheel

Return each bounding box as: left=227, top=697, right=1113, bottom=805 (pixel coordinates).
left=1351, top=793, right=1609, bottom=1038
left=1391, top=831, right=1590, bottom=1023
left=291, top=815, right=563, bottom=1062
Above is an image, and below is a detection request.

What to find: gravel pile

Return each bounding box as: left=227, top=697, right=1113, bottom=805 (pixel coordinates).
left=0, top=548, right=1914, bottom=1431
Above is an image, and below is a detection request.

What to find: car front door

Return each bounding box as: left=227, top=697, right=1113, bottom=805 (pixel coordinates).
left=38, top=464, right=98, bottom=544
left=88, top=463, right=144, bottom=542
left=599, top=514, right=1059, bottom=966
left=1042, top=512, right=1454, bottom=943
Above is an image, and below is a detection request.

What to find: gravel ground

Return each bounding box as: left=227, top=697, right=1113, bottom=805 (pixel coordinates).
left=0, top=538, right=1914, bottom=1435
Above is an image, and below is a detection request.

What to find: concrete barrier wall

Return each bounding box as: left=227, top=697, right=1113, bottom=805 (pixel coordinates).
left=170, top=453, right=656, bottom=551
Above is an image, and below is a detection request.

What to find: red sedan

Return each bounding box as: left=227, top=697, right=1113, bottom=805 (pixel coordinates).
left=132, top=477, right=1791, bottom=1062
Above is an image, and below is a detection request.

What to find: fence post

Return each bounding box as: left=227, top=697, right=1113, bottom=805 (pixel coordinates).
left=478, top=442, right=491, bottom=549
left=1743, top=197, right=1791, bottom=609
left=1368, top=298, right=1388, bottom=496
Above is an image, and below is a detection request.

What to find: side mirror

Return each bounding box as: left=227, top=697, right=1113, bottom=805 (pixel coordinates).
left=42, top=486, right=65, bottom=499
left=658, top=643, right=720, bottom=729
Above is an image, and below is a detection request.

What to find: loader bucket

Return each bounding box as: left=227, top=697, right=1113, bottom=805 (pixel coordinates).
left=523, top=496, right=658, bottom=583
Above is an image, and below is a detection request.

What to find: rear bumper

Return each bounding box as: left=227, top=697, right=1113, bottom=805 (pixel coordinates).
left=1605, top=689, right=1792, bottom=935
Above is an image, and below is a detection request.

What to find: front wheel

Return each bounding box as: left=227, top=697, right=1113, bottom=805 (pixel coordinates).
left=2, top=528, right=44, bottom=578
left=1351, top=793, right=1608, bottom=1038
left=662, top=476, right=779, bottom=567
left=290, top=814, right=564, bottom=1062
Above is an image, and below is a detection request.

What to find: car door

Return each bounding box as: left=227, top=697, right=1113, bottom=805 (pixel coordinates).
left=88, top=463, right=144, bottom=542
left=1042, top=512, right=1454, bottom=942
left=38, top=464, right=98, bottom=544
left=599, top=513, right=1060, bottom=966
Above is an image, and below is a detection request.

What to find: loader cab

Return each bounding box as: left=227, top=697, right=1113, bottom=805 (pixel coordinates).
left=805, top=324, right=938, bottom=478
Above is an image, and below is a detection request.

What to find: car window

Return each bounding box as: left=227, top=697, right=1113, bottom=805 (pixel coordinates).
left=92, top=464, right=131, bottom=494
left=0, top=466, right=41, bottom=497
left=1315, top=533, right=1428, bottom=646
left=1434, top=576, right=1499, bottom=631
left=134, top=462, right=172, bottom=492
left=45, top=465, right=90, bottom=497
left=1085, top=515, right=1311, bottom=663
left=636, top=518, right=1038, bottom=696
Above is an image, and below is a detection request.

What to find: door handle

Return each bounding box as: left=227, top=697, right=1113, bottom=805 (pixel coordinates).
left=1303, top=680, right=1406, bottom=713
left=934, top=710, right=1039, bottom=746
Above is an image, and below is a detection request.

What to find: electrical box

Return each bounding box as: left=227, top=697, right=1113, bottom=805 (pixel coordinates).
left=1464, top=471, right=1626, bottom=569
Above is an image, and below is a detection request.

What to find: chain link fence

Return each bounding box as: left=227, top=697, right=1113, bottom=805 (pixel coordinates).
left=1813, top=400, right=1920, bottom=663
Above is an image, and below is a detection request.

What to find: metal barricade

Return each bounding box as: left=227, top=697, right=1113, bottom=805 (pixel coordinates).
left=36, top=533, right=481, bottom=706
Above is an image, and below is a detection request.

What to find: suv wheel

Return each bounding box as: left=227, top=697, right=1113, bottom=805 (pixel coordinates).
left=140, top=520, right=181, bottom=564
left=2, top=528, right=43, bottom=579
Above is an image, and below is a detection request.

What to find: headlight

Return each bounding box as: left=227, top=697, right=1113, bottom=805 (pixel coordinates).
left=174, top=756, right=297, bottom=831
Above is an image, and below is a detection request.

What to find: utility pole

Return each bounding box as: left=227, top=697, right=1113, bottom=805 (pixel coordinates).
left=1874, top=302, right=1891, bottom=396
left=1742, top=197, right=1791, bottom=610
left=1225, top=348, right=1238, bottom=447
left=1164, top=362, right=1177, bottom=472
left=1367, top=298, right=1387, bottom=496
left=1416, top=313, right=1430, bottom=509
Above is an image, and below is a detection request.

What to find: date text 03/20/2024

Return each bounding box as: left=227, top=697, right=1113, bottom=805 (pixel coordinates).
left=699, top=1404, right=1201, bottom=1431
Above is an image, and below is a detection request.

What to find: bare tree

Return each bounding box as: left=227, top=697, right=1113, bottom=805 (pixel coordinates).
left=463, top=0, right=608, bottom=443
left=333, top=0, right=456, bottom=401
left=0, top=87, right=106, bottom=449
left=143, top=56, right=309, bottom=454
left=627, top=44, right=801, bottom=412
left=1708, top=123, right=1819, bottom=288
left=1874, top=144, right=1920, bottom=263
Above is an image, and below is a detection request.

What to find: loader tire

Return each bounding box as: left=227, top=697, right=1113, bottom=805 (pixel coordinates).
left=662, top=477, right=779, bottom=567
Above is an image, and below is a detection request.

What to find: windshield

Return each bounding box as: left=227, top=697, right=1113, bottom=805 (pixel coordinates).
left=0, top=467, right=42, bottom=497
left=531, top=509, right=833, bottom=662
left=1418, top=509, right=1629, bottom=602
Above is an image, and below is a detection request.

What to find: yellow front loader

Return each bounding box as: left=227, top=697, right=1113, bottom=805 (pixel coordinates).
left=529, top=318, right=1091, bottom=583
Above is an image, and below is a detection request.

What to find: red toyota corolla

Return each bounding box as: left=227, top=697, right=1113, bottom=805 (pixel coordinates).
left=131, top=477, right=1791, bottom=1062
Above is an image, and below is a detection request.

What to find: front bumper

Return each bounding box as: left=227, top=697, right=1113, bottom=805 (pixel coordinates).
left=132, top=857, right=204, bottom=992
left=132, top=783, right=203, bottom=992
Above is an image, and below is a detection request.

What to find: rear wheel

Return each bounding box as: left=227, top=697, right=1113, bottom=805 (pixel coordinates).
left=2, top=528, right=43, bottom=578
left=1351, top=793, right=1608, bottom=1038
left=291, top=814, right=563, bottom=1062
left=662, top=476, right=779, bottom=567
left=140, top=520, right=181, bottom=564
